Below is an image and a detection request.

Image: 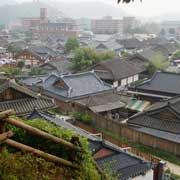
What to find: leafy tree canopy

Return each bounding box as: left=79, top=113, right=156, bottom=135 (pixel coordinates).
left=146, top=55, right=169, bottom=75
left=127, top=27, right=148, bottom=34
left=17, top=61, right=25, bottom=69
left=29, top=67, right=47, bottom=76
left=65, top=37, right=80, bottom=53
left=72, top=47, right=115, bottom=71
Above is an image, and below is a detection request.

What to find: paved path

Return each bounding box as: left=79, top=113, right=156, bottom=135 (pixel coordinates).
left=165, top=161, right=180, bottom=175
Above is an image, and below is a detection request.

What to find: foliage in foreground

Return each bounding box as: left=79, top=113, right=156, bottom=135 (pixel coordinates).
left=0, top=149, right=72, bottom=180
left=4, top=118, right=102, bottom=180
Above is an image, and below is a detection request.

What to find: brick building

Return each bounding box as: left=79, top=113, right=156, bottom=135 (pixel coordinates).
left=21, top=8, right=48, bottom=30
left=35, top=21, right=78, bottom=40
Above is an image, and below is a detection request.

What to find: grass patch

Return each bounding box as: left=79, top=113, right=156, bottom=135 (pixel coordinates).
left=166, top=169, right=180, bottom=180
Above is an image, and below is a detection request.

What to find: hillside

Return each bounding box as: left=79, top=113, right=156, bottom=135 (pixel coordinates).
left=0, top=2, right=64, bottom=25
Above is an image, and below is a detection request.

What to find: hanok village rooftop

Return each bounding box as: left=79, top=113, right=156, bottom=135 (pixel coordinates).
left=1, top=24, right=180, bottom=180
left=19, top=65, right=180, bottom=158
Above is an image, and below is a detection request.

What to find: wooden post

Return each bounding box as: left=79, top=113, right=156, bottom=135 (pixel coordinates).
left=0, top=110, right=15, bottom=135
left=4, top=139, right=79, bottom=169
left=0, top=131, right=14, bottom=141
left=0, top=122, right=5, bottom=134
left=2, top=117, right=82, bottom=152
left=0, top=110, right=15, bottom=120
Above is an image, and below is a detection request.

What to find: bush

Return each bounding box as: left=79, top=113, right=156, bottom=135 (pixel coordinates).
left=0, top=67, right=21, bottom=77
left=0, top=149, right=72, bottom=180
left=70, top=112, right=92, bottom=125
left=17, top=61, right=25, bottom=69
left=173, top=51, right=180, bottom=59
left=29, top=67, right=47, bottom=75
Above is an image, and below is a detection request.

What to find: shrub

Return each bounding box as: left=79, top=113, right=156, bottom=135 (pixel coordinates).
left=0, top=148, right=72, bottom=180
left=17, top=61, right=25, bottom=69
left=70, top=112, right=92, bottom=125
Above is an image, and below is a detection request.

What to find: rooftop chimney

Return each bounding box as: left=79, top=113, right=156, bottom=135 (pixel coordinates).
left=40, top=8, right=47, bottom=20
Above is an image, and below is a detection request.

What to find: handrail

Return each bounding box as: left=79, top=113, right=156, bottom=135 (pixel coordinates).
left=0, top=116, right=82, bottom=151
left=4, top=138, right=79, bottom=169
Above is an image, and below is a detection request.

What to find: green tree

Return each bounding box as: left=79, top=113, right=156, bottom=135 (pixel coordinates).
left=7, top=44, right=21, bottom=57
left=17, top=61, right=25, bottom=69
left=29, top=67, right=47, bottom=76
left=146, top=55, right=169, bottom=75
left=65, top=37, right=79, bottom=52
left=172, top=51, right=180, bottom=59
left=0, top=67, right=21, bottom=77
left=72, top=47, right=115, bottom=71
left=127, top=27, right=147, bottom=34
left=121, top=51, right=130, bottom=57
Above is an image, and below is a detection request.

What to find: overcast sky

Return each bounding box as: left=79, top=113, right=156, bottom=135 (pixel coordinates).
left=17, top=0, right=180, bottom=17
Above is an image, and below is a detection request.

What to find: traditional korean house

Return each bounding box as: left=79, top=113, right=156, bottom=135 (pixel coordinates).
left=117, top=38, right=144, bottom=53
left=124, top=54, right=150, bottom=75
left=14, top=46, right=58, bottom=67
left=95, top=40, right=123, bottom=54
left=75, top=91, right=130, bottom=121
left=136, top=71, right=180, bottom=98
left=89, top=58, right=142, bottom=88
left=0, top=79, right=55, bottom=116
left=21, top=72, right=133, bottom=121
left=22, top=71, right=123, bottom=113
left=39, top=57, right=72, bottom=75
left=140, top=48, right=167, bottom=63
left=127, top=96, right=180, bottom=156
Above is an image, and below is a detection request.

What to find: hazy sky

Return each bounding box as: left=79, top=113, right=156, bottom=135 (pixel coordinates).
left=17, top=0, right=180, bottom=17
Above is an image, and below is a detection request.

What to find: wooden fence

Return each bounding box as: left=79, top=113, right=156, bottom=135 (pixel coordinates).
left=75, top=121, right=161, bottom=164
left=88, top=111, right=180, bottom=157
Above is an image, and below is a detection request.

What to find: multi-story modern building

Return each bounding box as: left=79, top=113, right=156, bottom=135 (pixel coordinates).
left=123, top=16, right=140, bottom=33
left=91, top=16, right=123, bottom=34
left=35, top=20, right=79, bottom=40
